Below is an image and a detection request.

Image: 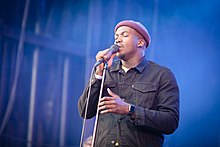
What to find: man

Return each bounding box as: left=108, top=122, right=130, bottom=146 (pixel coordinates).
left=78, top=20, right=179, bottom=147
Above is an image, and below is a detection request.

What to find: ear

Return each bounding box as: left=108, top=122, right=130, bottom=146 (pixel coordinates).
left=137, top=39, right=146, bottom=48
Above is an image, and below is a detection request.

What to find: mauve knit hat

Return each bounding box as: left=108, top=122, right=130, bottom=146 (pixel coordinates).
left=114, top=20, right=151, bottom=48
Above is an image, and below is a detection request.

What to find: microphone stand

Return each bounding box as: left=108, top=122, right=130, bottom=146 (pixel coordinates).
left=91, top=62, right=108, bottom=147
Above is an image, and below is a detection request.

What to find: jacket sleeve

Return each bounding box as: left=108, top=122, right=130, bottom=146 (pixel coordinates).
left=133, top=69, right=179, bottom=135
left=78, top=75, right=102, bottom=119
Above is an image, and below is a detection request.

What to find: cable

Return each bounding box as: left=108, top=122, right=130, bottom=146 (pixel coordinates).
left=79, top=64, right=96, bottom=147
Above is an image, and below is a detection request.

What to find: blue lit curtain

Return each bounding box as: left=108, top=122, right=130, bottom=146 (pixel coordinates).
left=0, top=0, right=220, bottom=147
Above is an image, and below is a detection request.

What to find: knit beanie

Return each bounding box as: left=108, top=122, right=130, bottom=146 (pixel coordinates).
left=114, top=20, right=151, bottom=48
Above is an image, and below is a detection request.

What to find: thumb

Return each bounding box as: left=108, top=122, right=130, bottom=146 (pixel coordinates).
left=107, top=88, right=117, bottom=97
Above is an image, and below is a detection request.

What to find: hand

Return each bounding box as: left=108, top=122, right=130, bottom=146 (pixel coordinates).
left=99, top=88, right=129, bottom=115
left=83, top=136, right=92, bottom=147
left=95, top=49, right=116, bottom=76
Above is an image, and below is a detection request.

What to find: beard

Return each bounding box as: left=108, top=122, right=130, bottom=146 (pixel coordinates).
left=116, top=52, right=126, bottom=61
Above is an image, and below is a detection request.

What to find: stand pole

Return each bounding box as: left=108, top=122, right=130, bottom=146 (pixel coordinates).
left=91, top=62, right=108, bottom=147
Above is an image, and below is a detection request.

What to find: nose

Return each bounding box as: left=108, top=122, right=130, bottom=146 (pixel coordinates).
left=115, top=35, right=122, bottom=44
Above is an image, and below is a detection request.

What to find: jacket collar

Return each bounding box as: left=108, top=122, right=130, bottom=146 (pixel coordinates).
left=110, top=57, right=149, bottom=73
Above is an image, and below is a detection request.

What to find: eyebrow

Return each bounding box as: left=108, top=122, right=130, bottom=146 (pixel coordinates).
left=115, top=30, right=129, bottom=36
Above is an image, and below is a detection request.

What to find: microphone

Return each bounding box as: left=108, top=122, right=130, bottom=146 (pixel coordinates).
left=94, top=44, right=119, bottom=67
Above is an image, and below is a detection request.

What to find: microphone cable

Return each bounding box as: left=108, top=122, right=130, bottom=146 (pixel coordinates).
left=79, top=63, right=96, bottom=147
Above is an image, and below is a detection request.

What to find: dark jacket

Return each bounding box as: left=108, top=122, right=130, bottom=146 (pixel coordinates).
left=78, top=58, right=179, bottom=147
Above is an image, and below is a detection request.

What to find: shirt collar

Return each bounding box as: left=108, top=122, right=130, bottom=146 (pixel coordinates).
left=110, top=57, right=149, bottom=73
left=135, top=57, right=149, bottom=73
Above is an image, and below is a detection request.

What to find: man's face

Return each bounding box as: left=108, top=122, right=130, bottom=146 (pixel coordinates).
left=114, top=26, right=141, bottom=61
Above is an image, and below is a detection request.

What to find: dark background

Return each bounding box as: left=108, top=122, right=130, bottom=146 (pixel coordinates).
left=0, top=0, right=220, bottom=146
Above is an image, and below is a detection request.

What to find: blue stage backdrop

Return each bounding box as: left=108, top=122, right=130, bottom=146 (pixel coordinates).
left=0, top=0, right=219, bottom=146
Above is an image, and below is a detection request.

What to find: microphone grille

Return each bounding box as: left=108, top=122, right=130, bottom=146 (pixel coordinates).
left=111, top=44, right=119, bottom=53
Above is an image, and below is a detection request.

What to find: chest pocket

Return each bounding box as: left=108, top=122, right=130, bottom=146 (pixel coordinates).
left=132, top=82, right=157, bottom=109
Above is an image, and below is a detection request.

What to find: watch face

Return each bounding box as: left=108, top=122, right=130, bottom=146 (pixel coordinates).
left=128, top=104, right=135, bottom=116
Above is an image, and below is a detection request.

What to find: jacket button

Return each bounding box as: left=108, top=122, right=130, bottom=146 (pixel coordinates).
left=111, top=140, right=115, bottom=144
left=115, top=141, right=119, bottom=146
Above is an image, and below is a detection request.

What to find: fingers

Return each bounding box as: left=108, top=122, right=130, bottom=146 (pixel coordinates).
left=107, top=88, right=118, bottom=97
left=96, top=48, right=111, bottom=62
left=99, top=89, right=125, bottom=114
left=98, top=90, right=129, bottom=115
left=99, top=96, right=115, bottom=103
left=99, top=107, right=116, bottom=114
left=99, top=104, right=116, bottom=114
left=96, top=49, right=116, bottom=70
left=83, top=136, right=92, bottom=147
left=99, top=97, right=115, bottom=114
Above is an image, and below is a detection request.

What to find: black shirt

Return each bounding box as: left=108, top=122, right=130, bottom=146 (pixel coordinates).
left=78, top=58, right=179, bottom=147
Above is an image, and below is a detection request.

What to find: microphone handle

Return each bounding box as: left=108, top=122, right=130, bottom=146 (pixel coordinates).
left=94, top=58, right=105, bottom=67
left=94, top=44, right=118, bottom=67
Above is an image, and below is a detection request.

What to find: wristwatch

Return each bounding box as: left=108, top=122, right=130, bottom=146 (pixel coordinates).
left=127, top=104, right=135, bottom=116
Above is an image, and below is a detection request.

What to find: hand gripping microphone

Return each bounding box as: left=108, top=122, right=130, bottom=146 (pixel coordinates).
left=94, top=44, right=119, bottom=67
